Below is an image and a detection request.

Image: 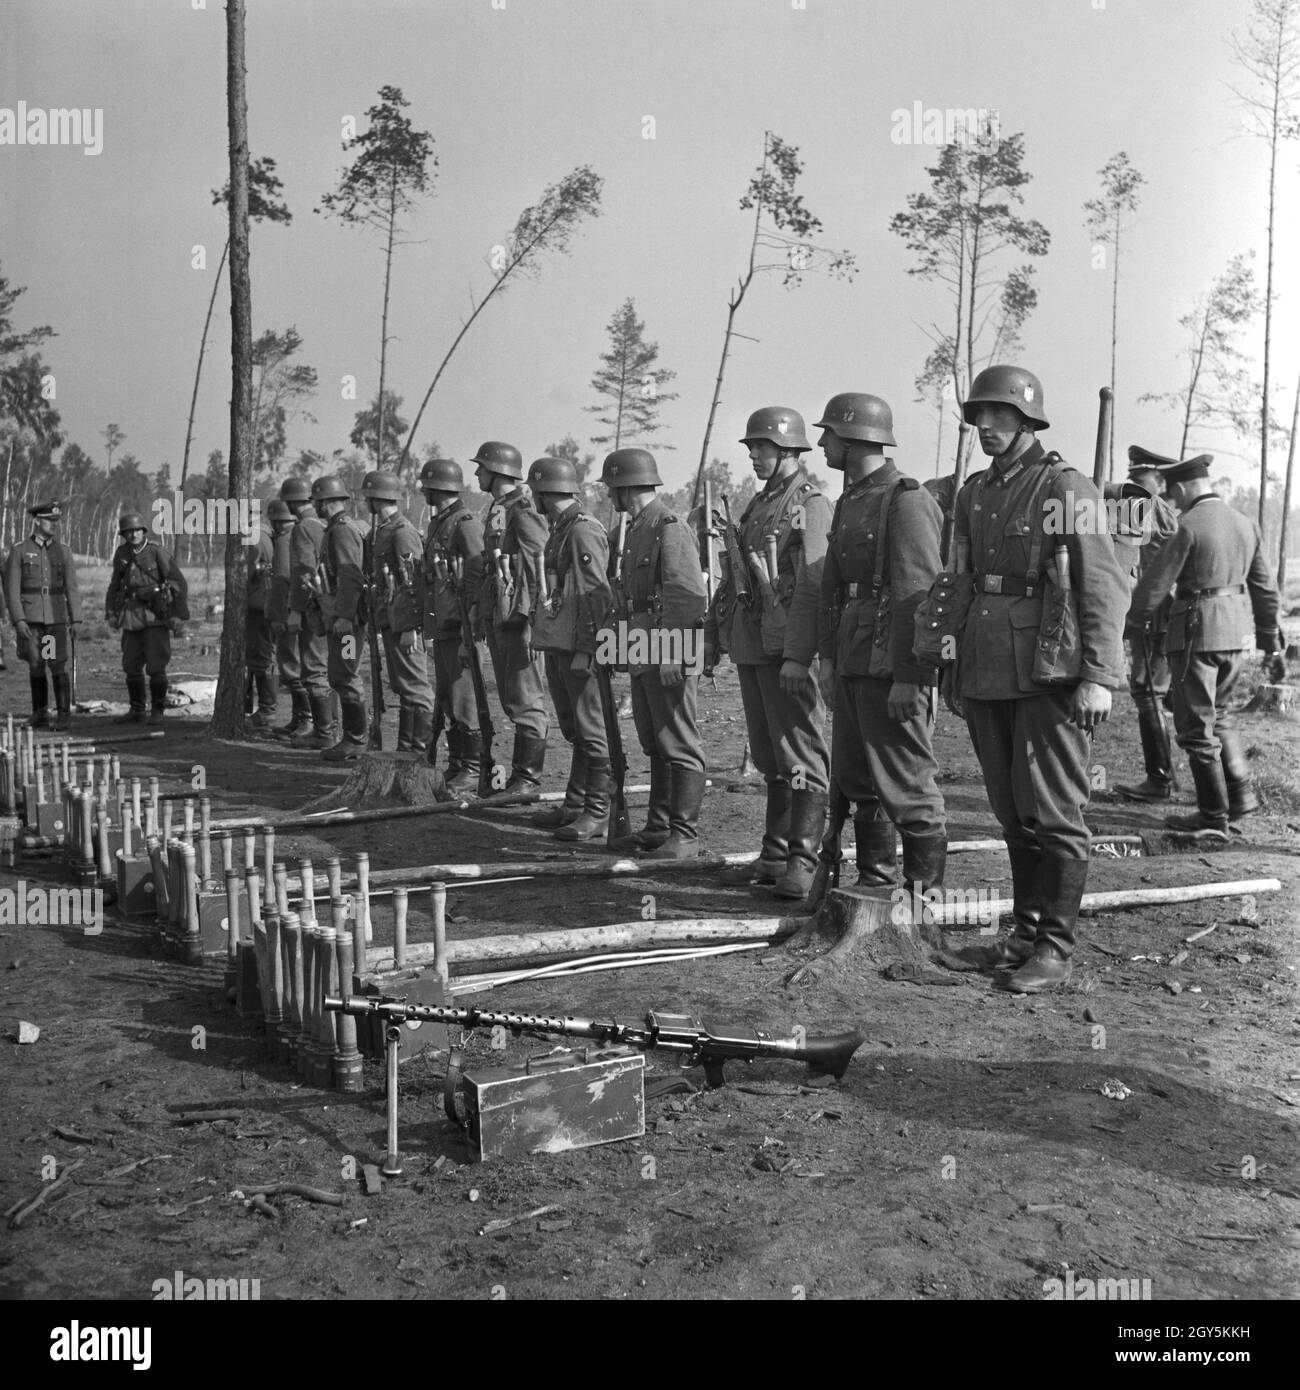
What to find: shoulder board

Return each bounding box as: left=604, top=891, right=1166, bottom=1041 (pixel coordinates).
left=898, top=477, right=920, bottom=492
left=797, top=481, right=817, bottom=497
left=658, top=513, right=678, bottom=528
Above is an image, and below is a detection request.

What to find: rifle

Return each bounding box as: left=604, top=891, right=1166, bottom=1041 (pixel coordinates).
left=595, top=512, right=631, bottom=849
left=453, top=554, right=496, bottom=798
left=324, top=994, right=867, bottom=1089
left=805, top=781, right=851, bottom=913
left=715, top=494, right=753, bottom=608
left=365, top=517, right=386, bottom=750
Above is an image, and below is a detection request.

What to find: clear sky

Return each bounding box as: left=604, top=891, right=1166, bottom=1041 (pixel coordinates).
left=5, top=0, right=1298, bottom=494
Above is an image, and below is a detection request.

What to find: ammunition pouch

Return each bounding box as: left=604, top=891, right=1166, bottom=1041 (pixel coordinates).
left=1030, top=552, right=1082, bottom=686
left=913, top=573, right=973, bottom=669
left=530, top=591, right=579, bottom=653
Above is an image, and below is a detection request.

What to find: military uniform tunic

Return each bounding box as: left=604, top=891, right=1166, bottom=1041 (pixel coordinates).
left=105, top=539, right=189, bottom=703
left=814, top=461, right=945, bottom=834
left=422, top=499, right=486, bottom=736
left=617, top=496, right=706, bottom=774
left=372, top=511, right=434, bottom=716
left=287, top=512, right=329, bottom=699
left=536, top=503, right=611, bottom=764
left=953, top=442, right=1128, bottom=860
left=1104, top=483, right=1179, bottom=697
left=4, top=534, right=80, bottom=669
left=245, top=529, right=275, bottom=675
left=319, top=512, right=368, bottom=705
left=705, top=466, right=831, bottom=796
left=267, top=521, right=302, bottom=697
left=1129, top=492, right=1280, bottom=770
left=477, top=486, right=549, bottom=740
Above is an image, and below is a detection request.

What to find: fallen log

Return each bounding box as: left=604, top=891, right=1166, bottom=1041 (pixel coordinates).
left=210, top=788, right=541, bottom=833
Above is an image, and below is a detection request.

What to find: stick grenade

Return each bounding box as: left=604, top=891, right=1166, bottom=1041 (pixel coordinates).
left=111, top=753, right=121, bottom=788
left=145, top=798, right=157, bottom=839
left=26, top=726, right=35, bottom=781
left=147, top=836, right=169, bottom=922
left=219, top=829, right=234, bottom=878
left=308, top=919, right=328, bottom=1086
left=5, top=712, right=12, bottom=750
left=243, top=827, right=256, bottom=873
left=97, top=807, right=115, bottom=881
left=198, top=797, right=212, bottom=884
left=351, top=890, right=367, bottom=978
left=1092, top=385, right=1114, bottom=488
left=97, top=776, right=109, bottom=818
left=356, top=851, right=372, bottom=944
left=318, top=915, right=340, bottom=1089
left=35, top=759, right=46, bottom=807
left=167, top=841, right=186, bottom=946
left=183, top=797, right=195, bottom=842
left=148, top=775, right=159, bottom=823
left=62, top=739, right=72, bottom=784
left=50, top=749, right=62, bottom=802
left=245, top=867, right=262, bottom=930
left=332, top=910, right=363, bottom=1092
left=382, top=1023, right=403, bottom=1177
left=121, top=806, right=134, bottom=859
left=99, top=753, right=111, bottom=796
left=264, top=912, right=284, bottom=1051
left=83, top=755, right=94, bottom=800
left=131, top=777, right=142, bottom=830
left=78, top=790, right=95, bottom=878
left=297, top=921, right=316, bottom=1078
left=430, top=882, right=448, bottom=988
left=280, top=911, right=302, bottom=1063
left=262, top=828, right=276, bottom=915
left=161, top=798, right=173, bottom=842
left=224, top=868, right=242, bottom=992
left=298, top=857, right=316, bottom=925
left=326, top=856, right=342, bottom=904
left=274, top=861, right=289, bottom=918
left=181, top=840, right=202, bottom=967
left=393, top=887, right=408, bottom=969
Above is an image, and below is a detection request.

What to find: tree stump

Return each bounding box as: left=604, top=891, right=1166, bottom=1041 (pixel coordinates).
left=305, top=753, right=450, bottom=812
left=1244, top=683, right=1298, bottom=715
left=784, top=885, right=935, bottom=985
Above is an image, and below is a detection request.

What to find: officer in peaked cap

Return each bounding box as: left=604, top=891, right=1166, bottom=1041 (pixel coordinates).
left=4, top=501, right=81, bottom=729
left=1129, top=452, right=1281, bottom=837
left=704, top=407, right=833, bottom=899
left=948, top=365, right=1128, bottom=992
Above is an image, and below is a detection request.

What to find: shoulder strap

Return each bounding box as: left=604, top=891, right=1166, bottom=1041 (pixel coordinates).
left=1023, top=460, right=1061, bottom=584
left=872, top=479, right=907, bottom=595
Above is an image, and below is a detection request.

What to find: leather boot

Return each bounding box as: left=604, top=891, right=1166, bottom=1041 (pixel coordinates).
left=1115, top=696, right=1175, bottom=801
left=504, top=732, right=547, bottom=793
left=1218, top=728, right=1259, bottom=820
left=322, top=699, right=368, bottom=761
left=611, top=756, right=672, bottom=853
left=645, top=766, right=706, bottom=859
left=30, top=672, right=50, bottom=728
left=447, top=729, right=484, bottom=796
left=395, top=706, right=414, bottom=752
left=274, top=689, right=312, bottom=739
left=1006, top=855, right=1087, bottom=993
left=1167, top=759, right=1230, bottom=838
left=409, top=707, right=434, bottom=757
left=248, top=671, right=277, bottom=731
left=853, top=814, right=898, bottom=889
left=292, top=693, right=337, bottom=749
left=147, top=675, right=168, bottom=725
left=52, top=672, right=72, bottom=731
left=116, top=675, right=148, bottom=723
left=720, top=780, right=791, bottom=885
left=988, top=842, right=1042, bottom=969
left=535, top=748, right=587, bottom=828
left=772, top=789, right=828, bottom=900
left=555, top=758, right=612, bottom=841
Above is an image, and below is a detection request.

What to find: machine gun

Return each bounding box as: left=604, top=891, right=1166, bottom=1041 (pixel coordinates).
left=452, top=554, right=496, bottom=798
left=325, top=993, right=867, bottom=1090
left=595, top=512, right=631, bottom=849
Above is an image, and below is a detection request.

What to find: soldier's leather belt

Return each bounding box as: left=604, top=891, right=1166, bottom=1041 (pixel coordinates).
left=21, top=585, right=59, bottom=595
left=973, top=573, right=1036, bottom=597
left=1175, top=584, right=1246, bottom=599
left=839, top=583, right=881, bottom=600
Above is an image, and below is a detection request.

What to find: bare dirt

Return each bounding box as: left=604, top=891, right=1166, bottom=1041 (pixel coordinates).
left=2, top=618, right=1298, bottom=1303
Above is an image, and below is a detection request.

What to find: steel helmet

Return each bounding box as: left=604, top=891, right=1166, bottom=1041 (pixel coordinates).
left=419, top=458, right=464, bottom=493
left=280, top=476, right=312, bottom=503
left=601, top=448, right=662, bottom=488
left=962, top=365, right=1049, bottom=430
left=527, top=457, right=580, bottom=495
left=266, top=498, right=293, bottom=523
left=361, top=469, right=401, bottom=503
left=470, top=441, right=524, bottom=480
left=740, top=406, right=811, bottom=452
left=813, top=393, right=897, bottom=446
left=118, top=511, right=148, bottom=535
left=310, top=475, right=350, bottom=503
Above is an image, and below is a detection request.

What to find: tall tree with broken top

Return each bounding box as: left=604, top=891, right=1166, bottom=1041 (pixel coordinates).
left=319, top=86, right=436, bottom=470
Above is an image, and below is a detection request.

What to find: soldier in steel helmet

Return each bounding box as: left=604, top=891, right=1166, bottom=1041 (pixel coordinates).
left=528, top=456, right=613, bottom=840
left=364, top=470, right=436, bottom=754
left=949, top=365, right=1128, bottom=992
left=243, top=495, right=279, bottom=733
left=473, top=440, right=550, bottom=791
left=419, top=458, right=488, bottom=793
left=263, top=496, right=300, bottom=736
left=105, top=511, right=189, bottom=724
left=311, top=475, right=370, bottom=761
left=602, top=447, right=707, bottom=857
left=704, top=407, right=832, bottom=899
left=4, top=501, right=81, bottom=730
left=278, top=475, right=334, bottom=746
left=1128, top=453, right=1281, bottom=838
left=811, top=394, right=947, bottom=908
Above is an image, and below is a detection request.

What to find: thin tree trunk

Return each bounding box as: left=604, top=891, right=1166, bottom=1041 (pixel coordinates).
left=181, top=237, right=229, bottom=492
left=1259, top=30, right=1282, bottom=529
left=1179, top=314, right=1211, bottom=457
left=211, top=0, right=252, bottom=737
left=1109, top=209, right=1121, bottom=481
left=1277, top=368, right=1299, bottom=589
left=0, top=438, right=14, bottom=548
left=377, top=169, right=397, bottom=468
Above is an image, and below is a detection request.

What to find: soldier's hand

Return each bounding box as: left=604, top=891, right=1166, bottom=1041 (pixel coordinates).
left=332, top=617, right=353, bottom=638
left=703, top=640, right=720, bottom=676
left=817, top=660, right=836, bottom=704
left=779, top=659, right=810, bottom=696
left=941, top=665, right=963, bottom=719
left=887, top=681, right=927, bottom=722
left=659, top=662, right=684, bottom=688
left=570, top=651, right=592, bottom=674
left=1070, top=679, right=1112, bottom=732
left=15, top=620, right=31, bottom=641
left=397, top=628, right=420, bottom=653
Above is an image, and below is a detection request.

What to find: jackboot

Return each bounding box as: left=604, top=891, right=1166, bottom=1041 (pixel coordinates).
left=1006, top=855, right=1087, bottom=993
left=409, top=707, right=434, bottom=758
left=1115, top=696, right=1176, bottom=801
left=720, top=780, right=791, bottom=885
left=147, top=675, right=168, bottom=726
left=447, top=729, right=484, bottom=797
left=292, top=693, right=337, bottom=749
left=504, top=732, right=547, bottom=794
left=535, top=748, right=587, bottom=828
left=115, top=675, right=148, bottom=723
left=274, top=689, right=312, bottom=740
left=52, top=672, right=72, bottom=731
left=1218, top=728, right=1260, bottom=820
left=611, top=756, right=672, bottom=852
left=853, top=814, right=898, bottom=889
left=555, top=758, right=612, bottom=841
left=395, top=706, right=414, bottom=753
left=645, top=766, right=707, bottom=859
left=248, top=670, right=277, bottom=732
left=772, top=789, right=828, bottom=900
left=322, top=699, right=368, bottom=762
left=29, top=672, right=50, bottom=728
left=988, top=843, right=1041, bottom=970
left=1166, top=759, right=1230, bottom=838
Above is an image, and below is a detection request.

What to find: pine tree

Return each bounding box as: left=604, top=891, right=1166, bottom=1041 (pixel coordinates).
left=586, top=299, right=678, bottom=450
